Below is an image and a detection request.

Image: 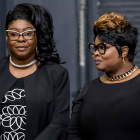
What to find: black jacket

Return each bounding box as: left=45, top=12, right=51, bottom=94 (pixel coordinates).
left=0, top=57, right=70, bottom=140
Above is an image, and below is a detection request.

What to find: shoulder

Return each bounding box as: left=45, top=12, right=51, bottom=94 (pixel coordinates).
left=42, top=63, right=68, bottom=75
left=0, top=57, right=9, bottom=69
left=73, top=78, right=100, bottom=103
left=85, top=77, right=100, bottom=88
left=39, top=63, right=69, bottom=84
left=80, top=77, right=100, bottom=92
left=0, top=57, right=8, bottom=64
left=79, top=78, right=100, bottom=96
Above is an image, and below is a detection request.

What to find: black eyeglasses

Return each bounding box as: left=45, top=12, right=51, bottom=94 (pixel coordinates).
left=6, top=29, right=36, bottom=41
left=88, top=42, right=115, bottom=55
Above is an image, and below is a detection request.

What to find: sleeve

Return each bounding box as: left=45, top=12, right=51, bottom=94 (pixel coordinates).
left=67, top=83, right=88, bottom=140
left=34, top=69, right=70, bottom=140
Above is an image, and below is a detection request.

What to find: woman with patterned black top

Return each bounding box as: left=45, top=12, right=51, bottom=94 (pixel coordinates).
left=68, top=12, right=140, bottom=140
left=0, top=3, right=70, bottom=140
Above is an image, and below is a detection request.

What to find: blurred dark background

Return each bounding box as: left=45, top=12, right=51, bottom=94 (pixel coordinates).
left=1, top=0, right=140, bottom=112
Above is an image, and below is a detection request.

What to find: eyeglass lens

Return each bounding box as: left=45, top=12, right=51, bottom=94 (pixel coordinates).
left=89, top=43, right=106, bottom=55
left=7, top=31, right=35, bottom=41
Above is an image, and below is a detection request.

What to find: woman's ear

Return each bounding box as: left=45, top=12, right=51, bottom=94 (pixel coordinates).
left=121, top=46, right=129, bottom=57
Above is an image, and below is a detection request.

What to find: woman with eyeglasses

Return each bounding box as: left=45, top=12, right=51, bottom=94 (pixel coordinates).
left=67, top=12, right=140, bottom=140
left=0, top=3, right=70, bottom=140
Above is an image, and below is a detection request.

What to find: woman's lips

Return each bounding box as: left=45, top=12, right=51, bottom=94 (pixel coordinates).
left=94, top=59, right=102, bottom=64
left=16, top=46, right=27, bottom=51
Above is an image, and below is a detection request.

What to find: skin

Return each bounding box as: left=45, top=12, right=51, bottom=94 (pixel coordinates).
left=93, top=36, right=140, bottom=83
left=6, top=19, right=38, bottom=78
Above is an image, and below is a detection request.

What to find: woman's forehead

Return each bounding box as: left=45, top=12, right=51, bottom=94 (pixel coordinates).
left=95, top=36, right=101, bottom=45
left=8, top=19, right=34, bottom=30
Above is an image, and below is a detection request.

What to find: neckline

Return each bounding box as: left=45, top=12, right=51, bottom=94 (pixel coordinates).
left=10, top=55, right=36, bottom=68
left=8, top=59, right=38, bottom=79
left=98, top=73, right=140, bottom=85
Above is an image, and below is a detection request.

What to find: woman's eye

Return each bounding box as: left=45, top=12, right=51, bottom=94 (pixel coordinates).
left=106, top=46, right=110, bottom=49
left=99, top=46, right=104, bottom=50
left=10, top=33, right=17, bottom=36
left=24, top=31, right=34, bottom=36
left=25, top=32, right=31, bottom=36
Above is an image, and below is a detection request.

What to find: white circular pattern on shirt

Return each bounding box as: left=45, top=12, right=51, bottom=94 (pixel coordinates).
left=2, top=89, right=25, bottom=103
left=0, top=131, right=25, bottom=140
left=1, top=105, right=26, bottom=131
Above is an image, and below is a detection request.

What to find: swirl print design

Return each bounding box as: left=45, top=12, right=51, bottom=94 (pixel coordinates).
left=0, top=132, right=25, bottom=140
left=2, top=89, right=25, bottom=103
left=0, top=88, right=26, bottom=140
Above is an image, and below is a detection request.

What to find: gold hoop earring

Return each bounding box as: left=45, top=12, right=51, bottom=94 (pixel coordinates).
left=123, top=57, right=125, bottom=64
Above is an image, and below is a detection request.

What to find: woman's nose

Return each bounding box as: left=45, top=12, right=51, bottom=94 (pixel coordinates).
left=94, top=49, right=100, bottom=55
left=17, top=35, right=26, bottom=42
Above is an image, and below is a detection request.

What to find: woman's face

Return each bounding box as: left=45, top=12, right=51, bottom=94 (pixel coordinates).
left=6, top=19, right=37, bottom=60
left=92, top=36, right=123, bottom=72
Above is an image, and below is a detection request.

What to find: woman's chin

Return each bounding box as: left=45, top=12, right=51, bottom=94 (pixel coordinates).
left=96, top=66, right=106, bottom=72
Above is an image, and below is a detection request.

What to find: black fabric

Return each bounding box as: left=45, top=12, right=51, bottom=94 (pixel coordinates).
left=0, top=78, right=26, bottom=138
left=68, top=75, right=140, bottom=140
left=0, top=57, right=70, bottom=140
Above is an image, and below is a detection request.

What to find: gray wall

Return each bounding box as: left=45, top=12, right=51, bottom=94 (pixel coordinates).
left=0, top=1, right=6, bottom=57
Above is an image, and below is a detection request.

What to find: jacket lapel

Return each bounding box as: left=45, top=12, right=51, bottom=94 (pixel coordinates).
left=24, top=65, right=51, bottom=139
left=0, top=58, right=17, bottom=103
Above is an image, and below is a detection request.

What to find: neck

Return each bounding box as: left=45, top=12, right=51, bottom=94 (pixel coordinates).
left=106, top=62, right=133, bottom=77
left=10, top=55, right=36, bottom=68
left=10, top=55, right=35, bottom=65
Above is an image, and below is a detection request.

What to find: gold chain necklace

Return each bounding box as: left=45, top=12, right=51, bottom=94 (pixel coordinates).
left=105, top=65, right=138, bottom=81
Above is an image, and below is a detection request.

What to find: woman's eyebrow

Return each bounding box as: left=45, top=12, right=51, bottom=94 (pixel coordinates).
left=8, top=28, right=18, bottom=30
left=23, top=27, right=34, bottom=30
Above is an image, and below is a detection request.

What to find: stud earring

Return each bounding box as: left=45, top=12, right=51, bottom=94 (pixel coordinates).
left=123, top=57, right=125, bottom=64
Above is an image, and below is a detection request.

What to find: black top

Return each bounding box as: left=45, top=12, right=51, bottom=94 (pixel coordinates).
left=0, top=78, right=26, bottom=139
left=68, top=74, right=140, bottom=140
left=0, top=57, right=70, bottom=140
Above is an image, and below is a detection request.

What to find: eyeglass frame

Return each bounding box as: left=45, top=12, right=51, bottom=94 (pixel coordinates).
left=6, top=29, right=36, bottom=41
left=88, top=42, right=116, bottom=55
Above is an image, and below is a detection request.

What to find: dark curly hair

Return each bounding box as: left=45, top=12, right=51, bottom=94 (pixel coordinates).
left=6, top=3, right=61, bottom=67
left=94, top=12, right=138, bottom=62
